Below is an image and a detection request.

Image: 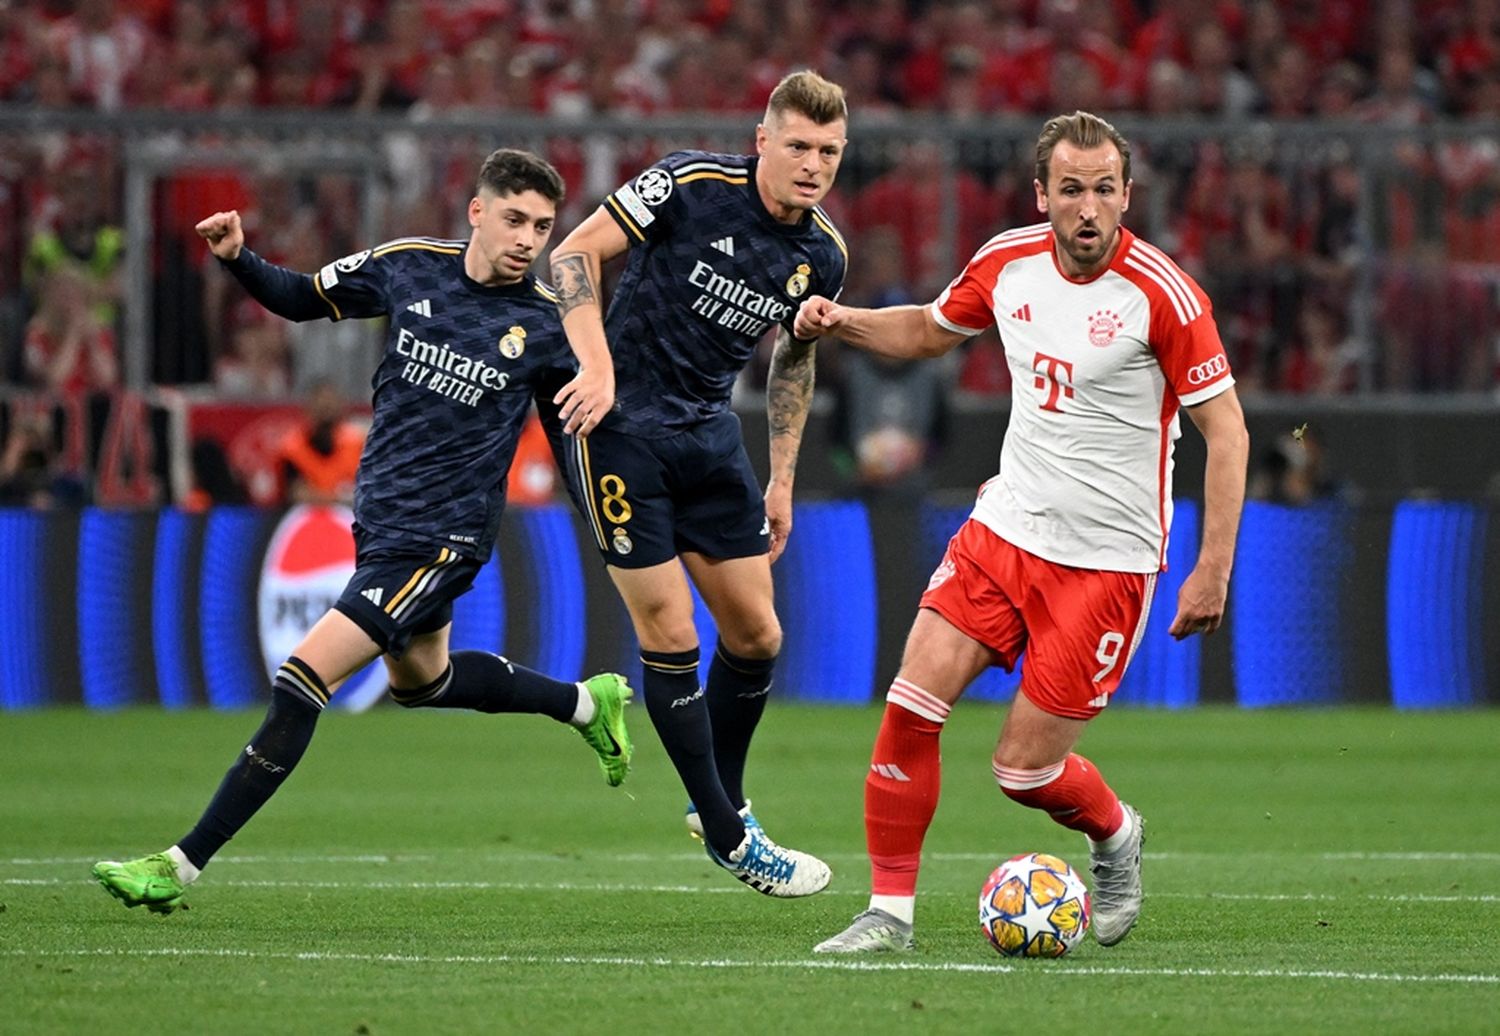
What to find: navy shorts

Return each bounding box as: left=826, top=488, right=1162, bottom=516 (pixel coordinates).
left=565, top=411, right=770, bottom=569
left=332, top=526, right=483, bottom=658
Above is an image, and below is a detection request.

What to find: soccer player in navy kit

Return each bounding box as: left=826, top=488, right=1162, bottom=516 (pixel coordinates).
left=549, top=72, right=849, bottom=896
left=93, top=150, right=635, bottom=915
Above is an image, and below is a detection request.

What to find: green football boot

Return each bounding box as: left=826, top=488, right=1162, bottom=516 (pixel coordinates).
left=577, top=673, right=634, bottom=787
left=92, top=852, right=188, bottom=914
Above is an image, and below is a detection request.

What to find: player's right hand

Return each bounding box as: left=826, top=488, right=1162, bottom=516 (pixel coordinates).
left=195, top=210, right=245, bottom=261
left=555, top=365, right=615, bottom=438
left=794, top=295, right=843, bottom=340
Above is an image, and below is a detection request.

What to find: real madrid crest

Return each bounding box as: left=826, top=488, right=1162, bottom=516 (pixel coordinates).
left=785, top=263, right=811, bottom=299
left=611, top=527, right=634, bottom=556
left=499, top=325, right=526, bottom=359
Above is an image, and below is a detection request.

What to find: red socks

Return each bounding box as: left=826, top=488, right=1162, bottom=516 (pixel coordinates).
left=865, top=679, right=950, bottom=896
left=994, top=753, right=1124, bottom=841
left=864, top=680, right=1126, bottom=897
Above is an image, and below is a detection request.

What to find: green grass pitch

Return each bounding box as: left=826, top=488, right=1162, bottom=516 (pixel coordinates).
left=2, top=703, right=1497, bottom=1034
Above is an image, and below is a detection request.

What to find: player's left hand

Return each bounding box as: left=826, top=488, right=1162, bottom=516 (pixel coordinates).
left=765, top=478, right=793, bottom=563
left=1168, top=565, right=1229, bottom=639
left=555, top=366, right=615, bottom=437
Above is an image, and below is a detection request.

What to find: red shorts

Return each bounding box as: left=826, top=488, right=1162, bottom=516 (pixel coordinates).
left=919, top=519, right=1156, bottom=719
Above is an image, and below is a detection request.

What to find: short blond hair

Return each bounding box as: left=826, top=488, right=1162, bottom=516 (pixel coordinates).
left=1035, top=110, right=1132, bottom=186
left=765, top=70, right=847, bottom=126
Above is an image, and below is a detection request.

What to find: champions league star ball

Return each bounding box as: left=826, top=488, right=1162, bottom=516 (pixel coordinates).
left=978, top=852, right=1091, bottom=958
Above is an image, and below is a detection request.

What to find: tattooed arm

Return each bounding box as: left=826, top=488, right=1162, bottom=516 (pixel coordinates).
left=549, top=207, right=630, bottom=436
left=764, top=326, right=818, bottom=563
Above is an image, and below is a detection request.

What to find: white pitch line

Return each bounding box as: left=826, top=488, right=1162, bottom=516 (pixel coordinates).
left=4, top=877, right=780, bottom=895
left=1147, top=891, right=1500, bottom=904
left=2, top=947, right=1495, bottom=985
left=10, top=877, right=1500, bottom=904
left=3, top=854, right=431, bottom=866
left=1317, top=852, right=1500, bottom=862
left=11, top=850, right=1500, bottom=866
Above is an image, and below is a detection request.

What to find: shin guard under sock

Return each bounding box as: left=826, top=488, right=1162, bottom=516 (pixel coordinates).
left=994, top=752, right=1125, bottom=841
left=177, top=659, right=325, bottom=869
left=866, top=678, right=950, bottom=897
left=705, top=640, right=775, bottom=809
left=641, top=647, right=740, bottom=854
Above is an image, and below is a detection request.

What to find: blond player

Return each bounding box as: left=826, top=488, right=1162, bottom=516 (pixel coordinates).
left=800, top=111, right=1249, bottom=953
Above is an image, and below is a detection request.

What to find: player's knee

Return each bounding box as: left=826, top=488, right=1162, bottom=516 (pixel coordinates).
left=631, top=607, right=699, bottom=653
left=388, top=663, right=454, bottom=708
left=720, top=616, right=782, bottom=659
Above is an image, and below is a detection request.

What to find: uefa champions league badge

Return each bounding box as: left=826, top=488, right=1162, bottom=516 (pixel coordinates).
left=499, top=325, right=526, bottom=359
left=786, top=263, right=811, bottom=298
left=1087, top=309, right=1123, bottom=347
left=612, top=528, right=634, bottom=556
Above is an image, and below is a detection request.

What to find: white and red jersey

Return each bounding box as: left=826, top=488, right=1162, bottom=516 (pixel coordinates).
left=931, top=223, right=1233, bottom=573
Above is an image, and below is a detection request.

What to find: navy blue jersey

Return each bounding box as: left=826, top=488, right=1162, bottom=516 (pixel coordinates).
left=600, top=150, right=848, bottom=433
left=308, top=237, right=575, bottom=558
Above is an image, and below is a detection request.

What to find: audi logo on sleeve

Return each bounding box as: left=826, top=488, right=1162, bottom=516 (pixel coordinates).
left=1186, top=355, right=1228, bottom=385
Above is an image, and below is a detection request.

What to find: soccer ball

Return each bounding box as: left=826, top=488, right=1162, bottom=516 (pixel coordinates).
left=978, top=852, right=1091, bottom=958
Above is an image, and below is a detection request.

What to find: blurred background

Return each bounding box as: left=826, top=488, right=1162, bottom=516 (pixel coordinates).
left=0, top=0, right=1495, bottom=710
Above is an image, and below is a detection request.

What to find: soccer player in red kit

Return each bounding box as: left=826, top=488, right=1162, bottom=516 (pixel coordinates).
left=797, top=111, right=1249, bottom=953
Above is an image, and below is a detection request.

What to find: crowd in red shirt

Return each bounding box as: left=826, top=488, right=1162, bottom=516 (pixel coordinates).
left=3, top=0, right=1500, bottom=395
left=3, top=1, right=1492, bottom=121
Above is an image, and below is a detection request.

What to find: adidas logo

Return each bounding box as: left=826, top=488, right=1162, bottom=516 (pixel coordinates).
left=406, top=299, right=432, bottom=318
left=711, top=236, right=735, bottom=256
left=360, top=587, right=384, bottom=606
left=1011, top=304, right=1032, bottom=322
left=870, top=763, right=911, bottom=782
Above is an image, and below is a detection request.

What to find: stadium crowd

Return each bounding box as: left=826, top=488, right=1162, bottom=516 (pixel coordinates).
left=2, top=0, right=1496, bottom=120
left=1, top=0, right=1499, bottom=507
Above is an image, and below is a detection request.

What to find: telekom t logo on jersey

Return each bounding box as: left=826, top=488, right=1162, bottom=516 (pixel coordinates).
left=1033, top=352, right=1075, bottom=412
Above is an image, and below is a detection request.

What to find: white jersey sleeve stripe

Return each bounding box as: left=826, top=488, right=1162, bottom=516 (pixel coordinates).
left=930, top=299, right=988, bottom=336
left=1127, top=245, right=1200, bottom=320
left=973, top=229, right=1050, bottom=264
left=1124, top=255, right=1192, bottom=326
left=1130, top=243, right=1203, bottom=321
left=968, top=222, right=1049, bottom=256
left=1133, top=240, right=1200, bottom=300
left=1134, top=248, right=1202, bottom=322
left=993, top=221, right=1051, bottom=242
left=672, top=160, right=750, bottom=178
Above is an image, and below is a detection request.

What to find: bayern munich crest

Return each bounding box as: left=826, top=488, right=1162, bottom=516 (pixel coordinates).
left=786, top=263, right=811, bottom=298
left=499, top=325, right=527, bottom=359
left=926, top=555, right=956, bottom=591
left=1087, top=308, right=1124, bottom=347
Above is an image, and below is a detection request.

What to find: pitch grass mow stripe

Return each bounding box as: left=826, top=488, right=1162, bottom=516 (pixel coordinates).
left=11, top=876, right=1499, bottom=904
left=11, top=850, right=1500, bottom=865
left=5, top=947, right=1496, bottom=986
